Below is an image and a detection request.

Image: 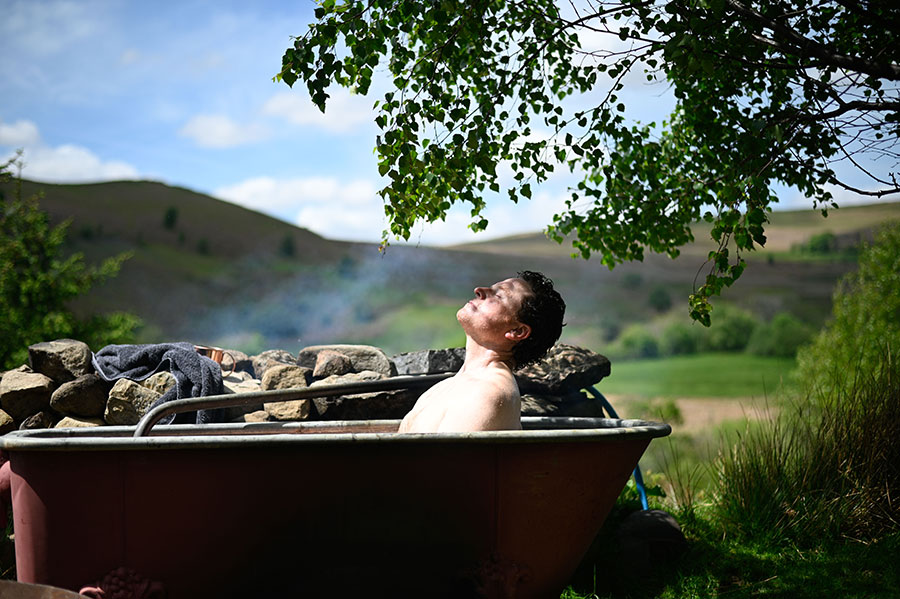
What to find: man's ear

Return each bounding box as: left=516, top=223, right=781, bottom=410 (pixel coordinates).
left=505, top=323, right=531, bottom=342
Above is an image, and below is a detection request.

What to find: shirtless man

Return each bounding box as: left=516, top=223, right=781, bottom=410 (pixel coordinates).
left=398, top=270, right=565, bottom=433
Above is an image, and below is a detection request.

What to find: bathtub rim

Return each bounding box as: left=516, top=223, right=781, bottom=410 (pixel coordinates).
left=0, top=416, right=671, bottom=452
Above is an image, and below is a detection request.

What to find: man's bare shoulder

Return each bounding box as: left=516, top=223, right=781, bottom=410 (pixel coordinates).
left=398, top=366, right=521, bottom=433
left=435, top=366, right=521, bottom=431
left=454, top=367, right=518, bottom=400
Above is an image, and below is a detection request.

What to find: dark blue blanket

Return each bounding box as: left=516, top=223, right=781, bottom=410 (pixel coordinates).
left=92, top=342, right=224, bottom=425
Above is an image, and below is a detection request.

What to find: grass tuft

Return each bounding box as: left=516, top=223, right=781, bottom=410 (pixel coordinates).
left=714, top=347, right=900, bottom=545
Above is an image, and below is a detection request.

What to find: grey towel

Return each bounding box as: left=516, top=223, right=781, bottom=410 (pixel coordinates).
left=92, top=342, right=224, bottom=425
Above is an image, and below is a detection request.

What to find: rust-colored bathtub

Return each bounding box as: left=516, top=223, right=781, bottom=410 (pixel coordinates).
left=1, top=376, right=670, bottom=598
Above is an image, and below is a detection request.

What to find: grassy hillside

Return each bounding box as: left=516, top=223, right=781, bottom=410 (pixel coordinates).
left=5, top=177, right=899, bottom=357
left=449, top=201, right=899, bottom=257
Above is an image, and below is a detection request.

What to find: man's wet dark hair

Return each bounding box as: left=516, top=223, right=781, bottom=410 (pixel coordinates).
left=512, top=270, right=566, bottom=369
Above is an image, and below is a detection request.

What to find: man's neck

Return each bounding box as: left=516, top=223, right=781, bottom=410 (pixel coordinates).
left=460, top=336, right=516, bottom=374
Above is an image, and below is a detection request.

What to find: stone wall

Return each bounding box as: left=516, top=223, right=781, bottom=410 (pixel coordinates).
left=0, top=340, right=611, bottom=434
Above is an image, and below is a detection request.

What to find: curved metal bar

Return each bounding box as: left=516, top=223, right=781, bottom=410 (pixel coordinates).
left=586, top=385, right=650, bottom=510
left=133, top=373, right=453, bottom=438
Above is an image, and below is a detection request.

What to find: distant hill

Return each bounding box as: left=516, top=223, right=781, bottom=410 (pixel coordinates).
left=4, top=178, right=899, bottom=356
left=18, top=179, right=346, bottom=261
left=449, top=201, right=900, bottom=258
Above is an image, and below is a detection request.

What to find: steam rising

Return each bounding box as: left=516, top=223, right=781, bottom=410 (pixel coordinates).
left=190, top=245, right=486, bottom=356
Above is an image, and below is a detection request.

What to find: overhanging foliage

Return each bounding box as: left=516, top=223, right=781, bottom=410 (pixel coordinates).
left=278, top=0, right=900, bottom=323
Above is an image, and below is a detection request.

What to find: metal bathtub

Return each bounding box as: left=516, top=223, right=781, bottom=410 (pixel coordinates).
left=1, top=376, right=670, bottom=598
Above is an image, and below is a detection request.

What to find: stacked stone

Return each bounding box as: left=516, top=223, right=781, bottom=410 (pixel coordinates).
left=0, top=340, right=611, bottom=433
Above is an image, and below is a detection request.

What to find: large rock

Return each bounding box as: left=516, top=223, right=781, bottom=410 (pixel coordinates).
left=520, top=391, right=606, bottom=418
left=222, top=371, right=263, bottom=421
left=616, top=509, right=687, bottom=575
left=27, top=339, right=93, bottom=383
left=516, top=344, right=611, bottom=395
left=105, top=379, right=161, bottom=426
left=19, top=410, right=58, bottom=430
left=261, top=364, right=311, bottom=421
left=264, top=399, right=311, bottom=421
left=312, top=350, right=353, bottom=379
left=392, top=348, right=466, bottom=375
left=50, top=373, right=110, bottom=418
left=0, top=368, right=54, bottom=421
left=298, top=345, right=396, bottom=377
left=55, top=416, right=105, bottom=428
left=261, top=364, right=310, bottom=391
left=251, top=350, right=296, bottom=380
left=0, top=410, right=14, bottom=435
left=242, top=410, right=269, bottom=423
left=310, top=371, right=418, bottom=420
left=141, top=372, right=176, bottom=396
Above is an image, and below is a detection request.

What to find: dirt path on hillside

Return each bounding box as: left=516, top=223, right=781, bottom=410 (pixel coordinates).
left=604, top=395, right=779, bottom=435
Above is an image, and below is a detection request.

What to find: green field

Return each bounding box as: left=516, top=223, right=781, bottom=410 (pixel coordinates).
left=598, top=353, right=797, bottom=400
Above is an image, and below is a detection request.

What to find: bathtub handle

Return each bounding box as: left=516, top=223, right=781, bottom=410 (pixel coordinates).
left=133, top=373, right=453, bottom=438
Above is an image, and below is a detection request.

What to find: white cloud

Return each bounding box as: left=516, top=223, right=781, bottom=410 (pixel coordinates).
left=6, top=144, right=139, bottom=182
left=215, top=176, right=384, bottom=241
left=1, top=0, right=100, bottom=58
left=262, top=89, right=374, bottom=134
left=0, top=118, right=140, bottom=182
left=178, top=114, right=269, bottom=149
left=0, top=119, right=40, bottom=146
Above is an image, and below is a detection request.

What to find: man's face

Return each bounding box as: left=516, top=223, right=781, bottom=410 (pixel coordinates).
left=457, top=277, right=532, bottom=342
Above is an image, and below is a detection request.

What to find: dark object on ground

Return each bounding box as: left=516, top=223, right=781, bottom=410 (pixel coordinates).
left=616, top=509, right=687, bottom=573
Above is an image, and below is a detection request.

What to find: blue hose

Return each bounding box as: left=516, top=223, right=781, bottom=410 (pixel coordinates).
left=585, top=386, right=649, bottom=511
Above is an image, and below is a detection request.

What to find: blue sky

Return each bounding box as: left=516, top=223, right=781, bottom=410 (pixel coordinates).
left=0, top=0, right=875, bottom=246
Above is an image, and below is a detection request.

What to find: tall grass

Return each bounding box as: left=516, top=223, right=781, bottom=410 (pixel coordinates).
left=714, top=349, right=900, bottom=545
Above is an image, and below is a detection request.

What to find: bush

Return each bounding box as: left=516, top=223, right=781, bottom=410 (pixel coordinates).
left=163, top=206, right=178, bottom=230
left=614, top=323, right=659, bottom=359
left=698, top=304, right=758, bottom=352
left=648, top=285, right=672, bottom=312
left=746, top=312, right=816, bottom=357
left=796, top=222, right=900, bottom=392
left=0, top=156, right=140, bottom=368
left=660, top=321, right=702, bottom=356
left=715, top=225, right=900, bottom=544
left=714, top=350, right=900, bottom=544
left=621, top=272, right=643, bottom=289
left=805, top=231, right=837, bottom=254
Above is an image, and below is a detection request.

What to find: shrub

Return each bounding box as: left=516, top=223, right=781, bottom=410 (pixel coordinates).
left=0, top=156, right=140, bottom=368
left=163, top=206, right=178, bottom=230
left=660, top=321, right=702, bottom=356
left=614, top=323, right=659, bottom=359
left=796, top=221, right=900, bottom=392
left=806, top=231, right=837, bottom=254
left=715, top=350, right=900, bottom=544
left=716, top=225, right=900, bottom=544
left=698, top=304, right=758, bottom=352
left=621, top=272, right=642, bottom=289
left=648, top=285, right=672, bottom=312
left=279, top=234, right=296, bottom=257
left=746, top=312, right=816, bottom=357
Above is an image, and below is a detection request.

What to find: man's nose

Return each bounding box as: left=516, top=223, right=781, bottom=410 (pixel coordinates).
left=474, top=286, right=488, bottom=299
